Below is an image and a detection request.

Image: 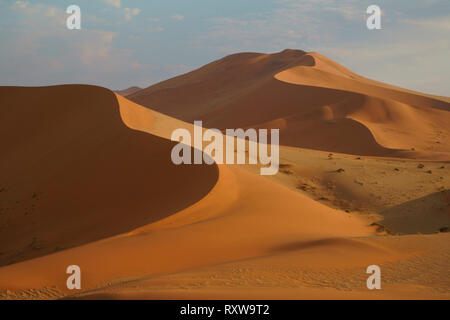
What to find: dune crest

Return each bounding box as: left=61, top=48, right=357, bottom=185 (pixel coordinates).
left=0, top=85, right=218, bottom=268
left=1, top=51, right=448, bottom=300
left=128, top=50, right=450, bottom=160
left=1, top=85, right=395, bottom=297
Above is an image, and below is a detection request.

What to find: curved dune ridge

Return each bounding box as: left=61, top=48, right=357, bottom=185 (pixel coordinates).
left=129, top=49, right=450, bottom=160
left=0, top=85, right=405, bottom=299
left=0, top=85, right=218, bottom=267
left=0, top=50, right=449, bottom=299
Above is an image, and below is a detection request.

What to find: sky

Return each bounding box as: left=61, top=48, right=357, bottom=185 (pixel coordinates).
left=0, top=0, right=449, bottom=96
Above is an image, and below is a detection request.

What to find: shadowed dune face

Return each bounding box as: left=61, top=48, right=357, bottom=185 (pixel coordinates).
left=380, top=190, right=450, bottom=234
left=0, top=51, right=449, bottom=300
left=127, top=49, right=312, bottom=121
left=0, top=85, right=386, bottom=296
left=129, top=50, right=450, bottom=160
left=0, top=85, right=218, bottom=266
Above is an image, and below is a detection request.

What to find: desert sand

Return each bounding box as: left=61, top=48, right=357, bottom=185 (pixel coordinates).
left=129, top=49, right=450, bottom=159
left=0, top=50, right=449, bottom=300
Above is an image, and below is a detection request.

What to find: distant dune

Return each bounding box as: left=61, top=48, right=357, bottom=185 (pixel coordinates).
left=129, top=49, right=450, bottom=160
left=115, top=86, right=142, bottom=97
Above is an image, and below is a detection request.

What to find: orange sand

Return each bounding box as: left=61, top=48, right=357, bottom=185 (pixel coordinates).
left=0, top=50, right=449, bottom=300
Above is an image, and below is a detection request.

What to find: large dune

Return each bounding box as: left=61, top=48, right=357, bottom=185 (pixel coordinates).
left=129, top=50, right=450, bottom=160
left=0, top=85, right=401, bottom=298
left=0, top=51, right=449, bottom=299
left=0, top=85, right=218, bottom=267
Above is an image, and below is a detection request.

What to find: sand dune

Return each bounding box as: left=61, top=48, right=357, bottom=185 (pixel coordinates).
left=0, top=51, right=449, bottom=300
left=275, top=53, right=450, bottom=159
left=129, top=50, right=450, bottom=159
left=0, top=162, right=386, bottom=297
left=0, top=85, right=218, bottom=267
left=119, top=93, right=449, bottom=237
left=72, top=233, right=450, bottom=300
left=1, top=87, right=388, bottom=296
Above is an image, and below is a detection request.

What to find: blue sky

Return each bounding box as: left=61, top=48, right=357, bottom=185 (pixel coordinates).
left=0, top=0, right=449, bottom=95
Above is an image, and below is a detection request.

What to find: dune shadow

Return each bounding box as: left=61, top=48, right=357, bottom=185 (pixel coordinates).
left=269, top=237, right=386, bottom=255
left=0, top=85, right=219, bottom=267
left=379, top=190, right=449, bottom=235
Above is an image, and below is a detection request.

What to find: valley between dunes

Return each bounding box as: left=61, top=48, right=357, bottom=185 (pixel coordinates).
left=0, top=50, right=449, bottom=299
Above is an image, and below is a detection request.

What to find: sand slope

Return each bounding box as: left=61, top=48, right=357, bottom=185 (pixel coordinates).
left=0, top=85, right=218, bottom=267
left=0, top=57, right=449, bottom=300
left=0, top=86, right=397, bottom=298
left=129, top=50, right=450, bottom=159
left=71, top=233, right=450, bottom=300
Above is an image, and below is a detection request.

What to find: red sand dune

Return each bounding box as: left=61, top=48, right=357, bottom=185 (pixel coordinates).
left=0, top=85, right=393, bottom=297
left=0, top=85, right=218, bottom=267
left=129, top=50, right=450, bottom=160
left=0, top=50, right=449, bottom=300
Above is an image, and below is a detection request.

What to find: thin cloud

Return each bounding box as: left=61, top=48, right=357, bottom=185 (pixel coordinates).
left=402, top=16, right=450, bottom=30
left=171, top=14, right=184, bottom=21
left=124, top=8, right=141, bottom=21
left=10, top=1, right=66, bottom=27
left=199, top=0, right=450, bottom=95
left=101, top=0, right=121, bottom=9
left=147, top=25, right=164, bottom=32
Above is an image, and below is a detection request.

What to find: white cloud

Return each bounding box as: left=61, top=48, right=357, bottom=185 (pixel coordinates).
left=171, top=14, right=184, bottom=21
left=198, top=10, right=320, bottom=54
left=316, top=24, right=450, bottom=96
left=0, top=1, right=147, bottom=89
left=14, top=0, right=28, bottom=9
left=3, top=0, right=449, bottom=95
left=402, top=16, right=450, bottom=30
left=323, top=6, right=364, bottom=21
left=124, top=7, right=141, bottom=21
left=10, top=1, right=66, bottom=27
left=198, top=0, right=450, bottom=96
left=147, top=25, right=164, bottom=32
left=101, top=0, right=121, bottom=8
